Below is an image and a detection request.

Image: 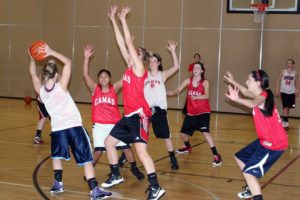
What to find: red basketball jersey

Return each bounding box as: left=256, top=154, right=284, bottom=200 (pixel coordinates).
left=253, top=91, right=288, bottom=150
left=122, top=67, right=151, bottom=117
left=91, top=84, right=121, bottom=124
left=186, top=78, right=211, bottom=115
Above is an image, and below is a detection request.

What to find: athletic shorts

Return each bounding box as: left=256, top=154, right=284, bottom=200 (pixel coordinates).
left=151, top=107, right=170, bottom=139
left=92, top=123, right=130, bottom=151
left=38, top=101, right=50, bottom=119
left=180, top=113, right=210, bottom=136
left=235, top=139, right=284, bottom=178
left=281, top=93, right=296, bottom=109
left=110, top=114, right=150, bottom=144
left=51, top=126, right=93, bottom=166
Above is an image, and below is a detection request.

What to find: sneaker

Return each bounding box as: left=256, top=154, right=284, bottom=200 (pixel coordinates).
left=118, top=152, right=127, bottom=167
left=176, top=146, right=192, bottom=154
left=49, top=180, right=64, bottom=194
left=101, top=173, right=123, bottom=188
left=282, top=121, right=289, bottom=130
left=212, top=154, right=222, bottom=167
left=237, top=186, right=252, bottom=199
left=146, top=185, right=166, bottom=200
left=170, top=157, right=179, bottom=170
left=90, top=186, right=112, bottom=200
left=33, top=135, right=44, bottom=144
left=131, top=166, right=145, bottom=180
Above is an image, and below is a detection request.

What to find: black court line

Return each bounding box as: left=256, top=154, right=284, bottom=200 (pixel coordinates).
left=0, top=123, right=37, bottom=132
left=262, top=153, right=300, bottom=190
left=33, top=155, right=51, bottom=200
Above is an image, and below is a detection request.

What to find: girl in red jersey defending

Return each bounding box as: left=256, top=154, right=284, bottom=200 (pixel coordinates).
left=103, top=5, right=165, bottom=200
left=168, top=62, right=222, bottom=166
left=224, top=70, right=288, bottom=200
left=82, top=44, right=144, bottom=180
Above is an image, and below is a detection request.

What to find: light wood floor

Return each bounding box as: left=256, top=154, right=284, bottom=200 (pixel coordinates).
left=0, top=98, right=299, bottom=200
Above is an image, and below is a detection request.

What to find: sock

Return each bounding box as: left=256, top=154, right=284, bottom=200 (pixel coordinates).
left=211, top=147, right=218, bottom=156
left=54, top=170, right=62, bottom=182
left=147, top=172, right=159, bottom=188
left=130, top=161, right=137, bottom=169
left=87, top=177, right=98, bottom=190
left=36, top=129, right=42, bottom=137
left=253, top=195, right=263, bottom=200
left=184, top=141, right=191, bottom=148
left=168, top=151, right=175, bottom=159
left=110, top=164, right=120, bottom=176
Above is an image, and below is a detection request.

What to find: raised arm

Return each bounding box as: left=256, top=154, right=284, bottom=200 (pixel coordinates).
left=82, top=44, right=97, bottom=93
left=39, top=44, right=71, bottom=91
left=162, top=40, right=179, bottom=82
left=226, top=85, right=265, bottom=108
left=28, top=50, right=42, bottom=95
left=108, top=5, right=131, bottom=66
left=224, top=71, right=255, bottom=98
left=113, top=78, right=123, bottom=93
left=167, top=78, right=190, bottom=96
left=119, top=6, right=144, bottom=76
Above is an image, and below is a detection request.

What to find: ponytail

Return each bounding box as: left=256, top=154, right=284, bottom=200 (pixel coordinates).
left=252, top=70, right=274, bottom=117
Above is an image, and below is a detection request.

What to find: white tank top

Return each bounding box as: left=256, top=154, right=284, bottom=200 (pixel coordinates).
left=39, top=83, right=82, bottom=131
left=144, top=71, right=167, bottom=109
left=280, top=69, right=296, bottom=94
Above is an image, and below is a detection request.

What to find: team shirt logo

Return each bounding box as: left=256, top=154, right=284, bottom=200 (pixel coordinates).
left=94, top=96, right=115, bottom=106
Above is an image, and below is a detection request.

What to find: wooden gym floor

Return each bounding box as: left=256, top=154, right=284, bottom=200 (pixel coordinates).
left=0, top=97, right=299, bottom=200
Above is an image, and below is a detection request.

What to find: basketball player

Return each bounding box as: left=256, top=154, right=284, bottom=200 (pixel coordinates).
left=82, top=44, right=144, bottom=180
left=28, top=44, right=112, bottom=199
left=224, top=70, right=288, bottom=200
left=167, top=62, right=222, bottom=166
left=188, top=53, right=201, bottom=77
left=104, top=5, right=165, bottom=200
left=276, top=59, right=298, bottom=129
left=144, top=40, right=179, bottom=170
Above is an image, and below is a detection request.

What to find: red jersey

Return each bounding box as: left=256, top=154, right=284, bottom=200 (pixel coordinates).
left=122, top=67, right=151, bottom=117
left=188, top=63, right=194, bottom=72
left=253, top=91, right=288, bottom=150
left=186, top=78, right=211, bottom=115
left=91, top=84, right=121, bottom=124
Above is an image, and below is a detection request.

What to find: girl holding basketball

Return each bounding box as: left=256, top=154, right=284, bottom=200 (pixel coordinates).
left=276, top=59, right=299, bottom=129
left=104, top=5, right=165, bottom=199
left=28, top=44, right=112, bottom=199
left=224, top=70, right=288, bottom=200
left=144, top=40, right=179, bottom=170
left=82, top=44, right=144, bottom=180
left=167, top=62, right=222, bottom=166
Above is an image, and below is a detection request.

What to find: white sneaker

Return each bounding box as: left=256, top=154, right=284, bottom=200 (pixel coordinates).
left=282, top=121, right=288, bottom=128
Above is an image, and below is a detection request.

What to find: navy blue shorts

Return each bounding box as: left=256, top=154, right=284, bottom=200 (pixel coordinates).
left=180, top=113, right=210, bottom=136
left=235, top=139, right=284, bottom=178
left=51, top=126, right=93, bottom=166
left=110, top=114, right=150, bottom=144
left=151, top=107, right=170, bottom=139
left=38, top=101, right=50, bottom=119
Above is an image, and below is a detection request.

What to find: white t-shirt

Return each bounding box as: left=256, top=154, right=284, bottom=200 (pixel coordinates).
left=280, top=69, right=296, bottom=94
left=39, top=83, right=82, bottom=131
left=144, top=71, right=167, bottom=110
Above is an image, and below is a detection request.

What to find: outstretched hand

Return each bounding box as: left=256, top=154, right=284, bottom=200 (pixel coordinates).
left=107, top=5, right=118, bottom=21
left=83, top=44, right=95, bottom=59
left=38, top=43, right=51, bottom=57
left=225, top=85, right=239, bottom=102
left=166, top=40, right=178, bottom=52
left=27, top=49, right=34, bottom=61
left=224, top=71, right=235, bottom=84
left=118, top=6, right=131, bottom=21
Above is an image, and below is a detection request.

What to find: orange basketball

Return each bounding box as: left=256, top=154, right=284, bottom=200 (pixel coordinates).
left=24, top=96, right=32, bottom=105
left=29, top=40, right=47, bottom=61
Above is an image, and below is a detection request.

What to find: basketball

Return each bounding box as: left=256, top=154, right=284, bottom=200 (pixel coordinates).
left=24, top=96, right=32, bottom=105
left=29, top=40, right=47, bottom=61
